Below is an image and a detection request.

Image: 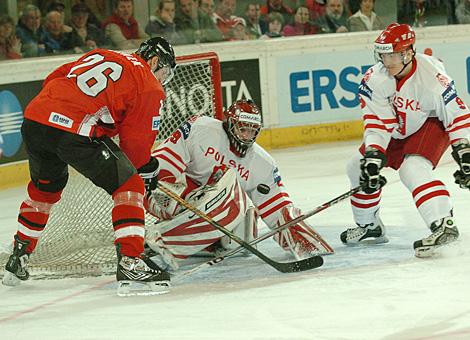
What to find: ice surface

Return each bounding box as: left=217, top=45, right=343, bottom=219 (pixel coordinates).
left=1, top=141, right=469, bottom=340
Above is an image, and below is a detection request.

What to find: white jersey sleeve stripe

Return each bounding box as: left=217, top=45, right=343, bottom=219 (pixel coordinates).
left=155, top=153, right=184, bottom=174
left=154, top=147, right=186, bottom=169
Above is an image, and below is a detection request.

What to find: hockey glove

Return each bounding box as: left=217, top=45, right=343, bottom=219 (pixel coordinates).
left=137, top=157, right=159, bottom=193
left=451, top=141, right=470, bottom=190
left=360, top=149, right=387, bottom=194
left=273, top=207, right=334, bottom=258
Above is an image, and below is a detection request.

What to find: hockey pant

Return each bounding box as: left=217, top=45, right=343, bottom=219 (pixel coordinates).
left=273, top=206, right=334, bottom=259
left=145, top=169, right=257, bottom=270
left=347, top=151, right=453, bottom=227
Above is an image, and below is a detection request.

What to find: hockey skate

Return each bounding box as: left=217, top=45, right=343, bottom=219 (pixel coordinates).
left=413, top=216, right=459, bottom=258
left=340, top=218, right=389, bottom=245
left=2, top=235, right=31, bottom=286
left=116, top=251, right=171, bottom=297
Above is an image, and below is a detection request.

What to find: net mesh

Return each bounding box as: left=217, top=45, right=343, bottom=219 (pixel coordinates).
left=0, top=53, right=221, bottom=278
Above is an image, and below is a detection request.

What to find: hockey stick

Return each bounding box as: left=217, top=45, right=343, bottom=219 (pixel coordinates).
left=174, top=185, right=362, bottom=282
left=156, top=182, right=323, bottom=274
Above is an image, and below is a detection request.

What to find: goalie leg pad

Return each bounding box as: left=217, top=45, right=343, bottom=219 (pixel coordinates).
left=145, top=169, right=249, bottom=266
left=219, top=206, right=258, bottom=254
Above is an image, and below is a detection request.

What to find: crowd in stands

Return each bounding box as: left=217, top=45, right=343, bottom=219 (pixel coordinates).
left=1, top=0, right=470, bottom=61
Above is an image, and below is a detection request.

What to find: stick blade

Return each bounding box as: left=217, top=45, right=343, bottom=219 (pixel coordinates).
left=276, top=255, right=324, bottom=273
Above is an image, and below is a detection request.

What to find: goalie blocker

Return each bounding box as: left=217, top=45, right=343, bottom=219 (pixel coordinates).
left=145, top=169, right=332, bottom=270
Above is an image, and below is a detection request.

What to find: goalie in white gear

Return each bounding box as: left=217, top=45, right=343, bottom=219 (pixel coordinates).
left=144, top=99, right=333, bottom=270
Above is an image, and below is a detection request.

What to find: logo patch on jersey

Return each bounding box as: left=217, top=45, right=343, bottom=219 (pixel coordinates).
left=436, top=73, right=451, bottom=88
left=358, top=81, right=373, bottom=100
left=152, top=116, right=161, bottom=131
left=49, top=112, right=73, bottom=128
left=442, top=81, right=457, bottom=105
left=273, top=167, right=281, bottom=184
left=179, top=121, right=192, bottom=139
left=363, top=67, right=374, bottom=83
left=205, top=188, right=226, bottom=211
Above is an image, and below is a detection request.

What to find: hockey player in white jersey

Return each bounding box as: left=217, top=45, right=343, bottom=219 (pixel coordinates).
left=144, top=99, right=333, bottom=270
left=340, top=23, right=470, bottom=257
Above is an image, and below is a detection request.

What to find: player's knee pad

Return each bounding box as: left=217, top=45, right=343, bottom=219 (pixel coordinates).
left=399, top=155, right=434, bottom=189
left=27, top=180, right=63, bottom=204
left=31, top=172, right=68, bottom=194
left=347, top=151, right=363, bottom=186
left=112, top=174, right=145, bottom=210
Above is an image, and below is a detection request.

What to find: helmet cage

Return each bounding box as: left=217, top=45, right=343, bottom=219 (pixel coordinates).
left=224, top=100, right=262, bottom=158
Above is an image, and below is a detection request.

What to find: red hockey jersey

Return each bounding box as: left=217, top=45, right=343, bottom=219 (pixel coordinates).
left=24, top=49, right=165, bottom=168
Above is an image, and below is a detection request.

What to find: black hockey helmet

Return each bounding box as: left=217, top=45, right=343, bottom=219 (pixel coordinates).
left=136, top=36, right=176, bottom=85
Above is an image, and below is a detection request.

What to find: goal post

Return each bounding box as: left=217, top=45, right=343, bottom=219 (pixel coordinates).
left=0, top=52, right=223, bottom=278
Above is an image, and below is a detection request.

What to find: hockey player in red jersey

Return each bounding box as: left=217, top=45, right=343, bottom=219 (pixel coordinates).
left=3, top=37, right=177, bottom=295
left=340, top=23, right=470, bottom=257
left=143, top=99, right=333, bottom=270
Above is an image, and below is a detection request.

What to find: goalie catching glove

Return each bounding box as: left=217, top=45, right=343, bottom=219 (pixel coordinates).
left=451, top=140, right=470, bottom=190
left=274, top=206, right=334, bottom=259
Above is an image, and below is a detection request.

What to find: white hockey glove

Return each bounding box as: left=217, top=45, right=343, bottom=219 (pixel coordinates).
left=451, top=140, right=470, bottom=190
left=273, top=206, right=334, bottom=259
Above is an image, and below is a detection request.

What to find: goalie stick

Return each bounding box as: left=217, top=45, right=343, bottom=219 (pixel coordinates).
left=173, top=185, right=362, bottom=282
left=156, top=182, right=324, bottom=274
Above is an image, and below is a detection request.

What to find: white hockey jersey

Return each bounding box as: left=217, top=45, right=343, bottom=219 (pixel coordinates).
left=151, top=115, right=293, bottom=229
left=359, top=53, right=470, bottom=151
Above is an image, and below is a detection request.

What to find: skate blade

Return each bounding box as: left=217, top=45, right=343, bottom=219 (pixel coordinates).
left=2, top=271, right=22, bottom=287
left=117, top=280, right=171, bottom=297
left=345, top=236, right=389, bottom=246
left=415, top=239, right=460, bottom=259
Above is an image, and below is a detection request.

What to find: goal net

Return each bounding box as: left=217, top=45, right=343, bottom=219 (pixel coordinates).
left=0, top=52, right=223, bottom=278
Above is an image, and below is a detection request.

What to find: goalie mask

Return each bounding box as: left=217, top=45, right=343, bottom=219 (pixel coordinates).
left=136, top=36, right=176, bottom=85
left=374, top=23, right=415, bottom=76
left=223, top=99, right=262, bottom=158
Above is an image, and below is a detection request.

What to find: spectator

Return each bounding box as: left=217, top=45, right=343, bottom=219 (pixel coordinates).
left=70, top=3, right=108, bottom=51
left=260, top=0, right=294, bottom=26
left=199, top=0, right=215, bottom=16
left=102, top=0, right=149, bottom=50
left=259, top=11, right=284, bottom=38
left=0, top=15, right=22, bottom=60
left=305, top=0, right=327, bottom=20
left=231, top=17, right=249, bottom=40
left=42, top=10, right=82, bottom=54
left=73, top=0, right=108, bottom=27
left=282, top=5, right=318, bottom=36
left=213, top=0, right=244, bottom=40
left=244, top=3, right=264, bottom=38
left=16, top=5, right=46, bottom=58
left=456, top=0, right=470, bottom=24
left=316, top=0, right=349, bottom=33
left=413, top=0, right=427, bottom=27
left=174, top=0, right=223, bottom=43
left=347, top=0, right=385, bottom=32
left=46, top=1, right=66, bottom=14
left=45, top=0, right=73, bottom=33
left=146, top=0, right=188, bottom=45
